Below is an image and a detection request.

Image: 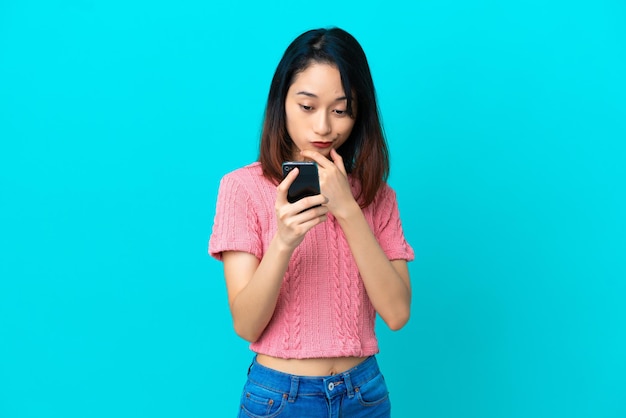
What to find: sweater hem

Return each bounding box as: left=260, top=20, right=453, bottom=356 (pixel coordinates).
left=249, top=346, right=380, bottom=360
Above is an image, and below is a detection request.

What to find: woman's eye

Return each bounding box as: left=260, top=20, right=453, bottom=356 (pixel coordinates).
left=300, top=105, right=313, bottom=111
left=334, top=109, right=347, bottom=116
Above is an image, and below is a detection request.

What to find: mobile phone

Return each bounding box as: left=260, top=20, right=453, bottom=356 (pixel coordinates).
left=282, top=161, right=321, bottom=204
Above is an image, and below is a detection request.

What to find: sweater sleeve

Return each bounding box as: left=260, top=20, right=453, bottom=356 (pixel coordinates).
left=208, top=173, right=263, bottom=261
left=374, top=185, right=415, bottom=262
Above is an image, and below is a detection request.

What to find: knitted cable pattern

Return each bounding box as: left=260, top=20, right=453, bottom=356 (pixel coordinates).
left=328, top=215, right=347, bottom=347
left=341, top=228, right=362, bottom=350
left=282, top=246, right=302, bottom=352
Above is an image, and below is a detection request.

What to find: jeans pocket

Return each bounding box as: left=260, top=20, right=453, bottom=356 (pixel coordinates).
left=239, top=381, right=287, bottom=418
left=355, top=372, right=390, bottom=407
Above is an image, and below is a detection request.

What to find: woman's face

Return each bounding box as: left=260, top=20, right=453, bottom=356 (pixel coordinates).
left=285, top=62, right=356, bottom=161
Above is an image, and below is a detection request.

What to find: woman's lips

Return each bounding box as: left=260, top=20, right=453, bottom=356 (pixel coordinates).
left=312, top=141, right=333, bottom=149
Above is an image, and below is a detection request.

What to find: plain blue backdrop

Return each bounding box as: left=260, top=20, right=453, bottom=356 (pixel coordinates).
left=1, top=1, right=625, bottom=417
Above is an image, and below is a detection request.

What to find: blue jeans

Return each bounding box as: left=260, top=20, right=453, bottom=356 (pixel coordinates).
left=237, top=356, right=391, bottom=418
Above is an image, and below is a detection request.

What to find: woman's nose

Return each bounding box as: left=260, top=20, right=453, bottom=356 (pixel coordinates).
left=313, top=112, right=332, bottom=136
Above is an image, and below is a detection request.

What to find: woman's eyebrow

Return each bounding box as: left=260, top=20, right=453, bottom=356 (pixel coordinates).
left=296, top=91, right=347, bottom=101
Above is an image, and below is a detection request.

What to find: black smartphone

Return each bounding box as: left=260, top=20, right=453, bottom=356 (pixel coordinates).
left=282, top=161, right=321, bottom=204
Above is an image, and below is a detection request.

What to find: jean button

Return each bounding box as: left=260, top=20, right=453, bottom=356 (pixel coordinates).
left=328, top=382, right=335, bottom=391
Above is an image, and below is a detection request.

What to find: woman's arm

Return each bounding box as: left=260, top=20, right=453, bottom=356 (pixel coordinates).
left=302, top=149, right=412, bottom=330
left=222, top=168, right=329, bottom=342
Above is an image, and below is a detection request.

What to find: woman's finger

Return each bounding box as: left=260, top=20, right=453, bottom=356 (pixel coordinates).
left=300, top=150, right=332, bottom=168
left=276, top=167, right=299, bottom=204
left=329, top=148, right=347, bottom=176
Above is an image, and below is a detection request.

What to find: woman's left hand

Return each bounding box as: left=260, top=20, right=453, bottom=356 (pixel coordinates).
left=300, top=148, right=359, bottom=218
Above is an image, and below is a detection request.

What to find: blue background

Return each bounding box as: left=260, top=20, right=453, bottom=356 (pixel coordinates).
left=1, top=1, right=625, bottom=417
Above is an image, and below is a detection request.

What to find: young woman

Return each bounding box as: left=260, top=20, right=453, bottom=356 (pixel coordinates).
left=209, top=27, right=414, bottom=418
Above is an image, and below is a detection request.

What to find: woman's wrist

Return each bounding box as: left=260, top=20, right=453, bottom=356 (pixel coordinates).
left=332, top=199, right=361, bottom=223
left=270, top=233, right=299, bottom=257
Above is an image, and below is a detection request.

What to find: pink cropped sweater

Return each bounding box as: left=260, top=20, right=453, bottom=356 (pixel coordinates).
left=209, top=162, right=414, bottom=359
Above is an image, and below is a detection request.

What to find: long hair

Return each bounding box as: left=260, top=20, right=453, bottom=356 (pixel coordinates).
left=259, top=27, right=389, bottom=208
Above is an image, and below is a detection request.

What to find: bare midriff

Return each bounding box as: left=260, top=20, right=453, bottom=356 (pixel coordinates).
left=256, top=354, right=368, bottom=376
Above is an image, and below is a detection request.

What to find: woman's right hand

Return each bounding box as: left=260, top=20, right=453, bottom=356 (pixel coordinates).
left=275, top=167, right=329, bottom=250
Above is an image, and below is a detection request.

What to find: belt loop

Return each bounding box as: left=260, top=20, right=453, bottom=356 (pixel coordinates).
left=288, top=376, right=299, bottom=403
left=343, top=371, right=355, bottom=399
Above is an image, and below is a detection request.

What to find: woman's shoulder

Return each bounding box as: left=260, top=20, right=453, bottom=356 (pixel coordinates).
left=363, top=180, right=396, bottom=202
left=221, top=161, right=263, bottom=180
left=363, top=182, right=399, bottom=214
left=220, top=161, right=268, bottom=185
left=219, top=161, right=276, bottom=194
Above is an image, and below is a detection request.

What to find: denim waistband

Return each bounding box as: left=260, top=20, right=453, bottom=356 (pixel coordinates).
left=247, top=356, right=381, bottom=400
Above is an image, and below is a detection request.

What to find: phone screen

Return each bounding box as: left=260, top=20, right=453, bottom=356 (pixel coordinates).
left=282, top=161, right=320, bottom=203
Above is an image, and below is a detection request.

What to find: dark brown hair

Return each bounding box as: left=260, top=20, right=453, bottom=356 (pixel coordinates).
left=259, top=27, right=389, bottom=208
